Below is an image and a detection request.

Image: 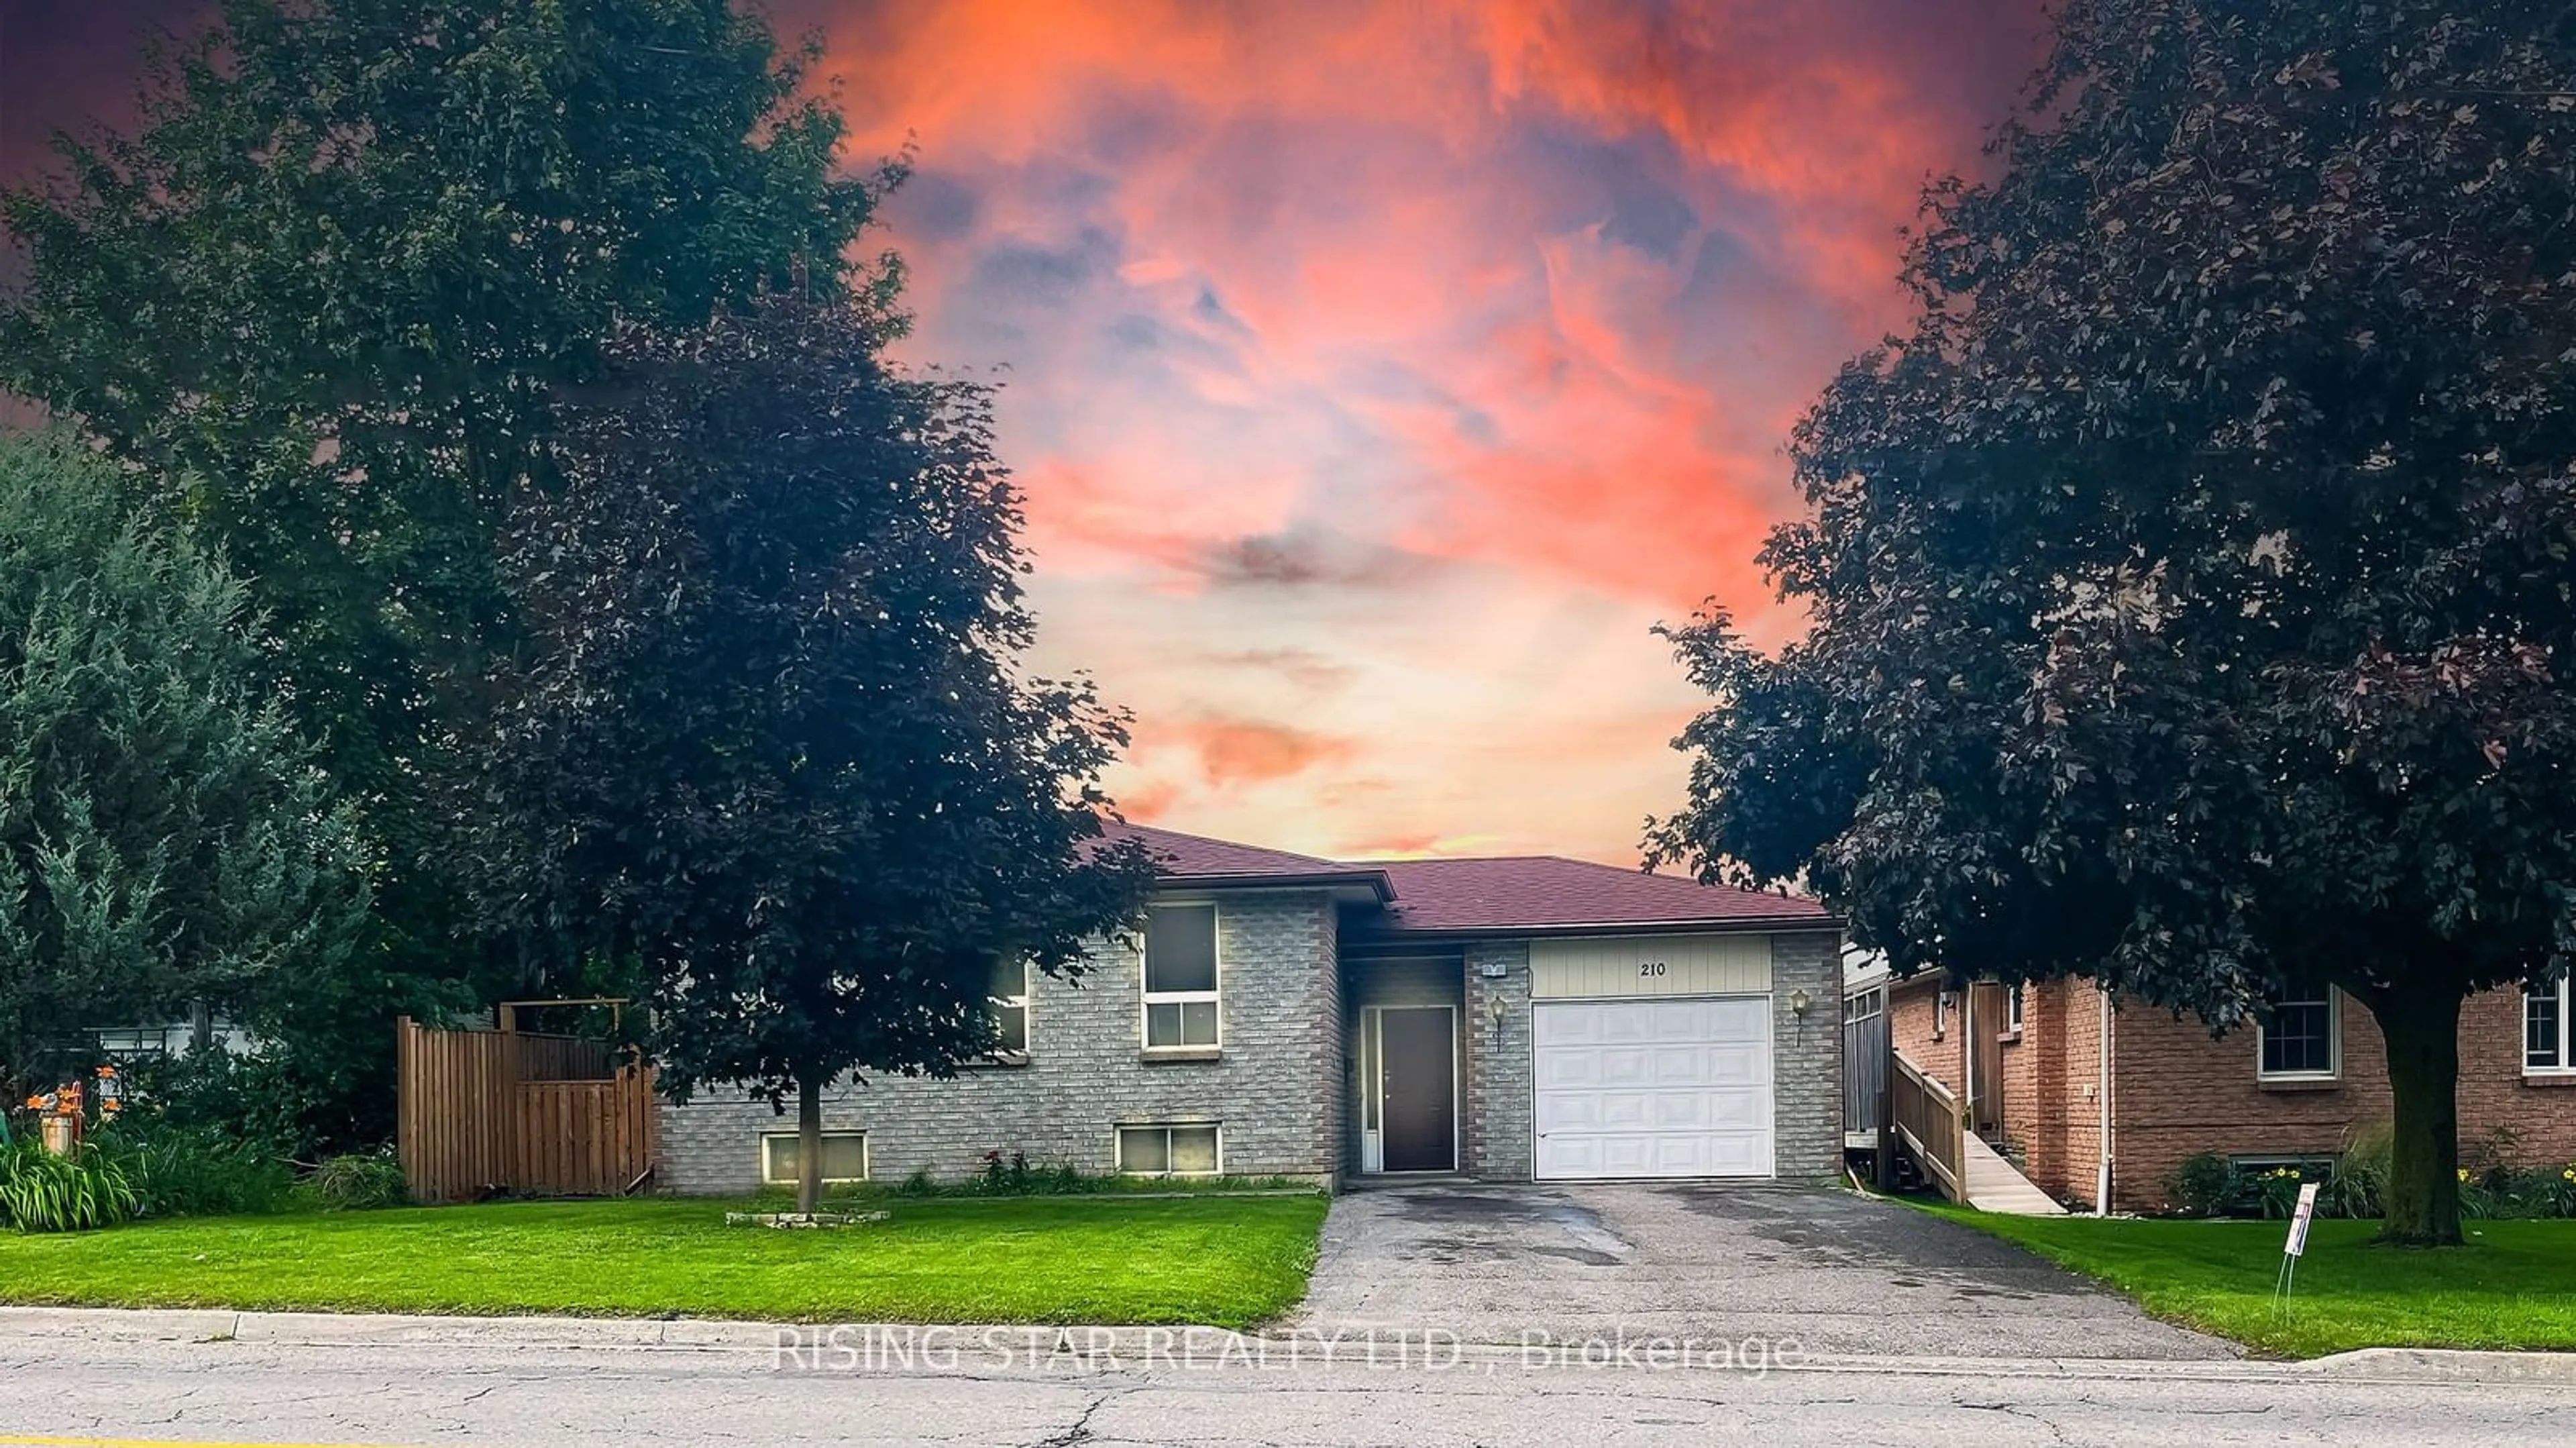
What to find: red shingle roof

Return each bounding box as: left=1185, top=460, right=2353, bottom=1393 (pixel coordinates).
left=1102, top=823, right=1388, bottom=887
left=1102, top=820, right=1831, bottom=935
left=1358, top=856, right=1832, bottom=935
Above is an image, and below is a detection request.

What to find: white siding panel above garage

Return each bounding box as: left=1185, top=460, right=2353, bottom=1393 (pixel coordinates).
left=1529, top=933, right=1771, bottom=999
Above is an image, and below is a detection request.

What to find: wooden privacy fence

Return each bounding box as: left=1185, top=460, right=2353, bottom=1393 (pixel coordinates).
left=396, top=1016, right=658, bottom=1204
left=1889, top=1047, right=1965, bottom=1204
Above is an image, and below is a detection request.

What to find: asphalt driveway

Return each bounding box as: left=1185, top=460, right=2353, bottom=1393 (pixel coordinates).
left=1289, top=1182, right=2235, bottom=1360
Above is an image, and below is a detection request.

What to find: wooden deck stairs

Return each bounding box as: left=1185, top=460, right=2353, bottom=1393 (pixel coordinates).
left=1886, top=1047, right=2067, bottom=1217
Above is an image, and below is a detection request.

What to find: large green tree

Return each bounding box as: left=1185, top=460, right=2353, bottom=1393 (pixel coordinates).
left=0, top=434, right=370, bottom=1096
left=1, top=0, right=887, bottom=1135
left=471, top=294, right=1156, bottom=1212
left=1651, top=0, right=2576, bottom=1245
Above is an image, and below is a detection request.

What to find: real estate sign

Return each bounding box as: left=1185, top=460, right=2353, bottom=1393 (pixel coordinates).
left=2283, top=1182, right=2321, bottom=1259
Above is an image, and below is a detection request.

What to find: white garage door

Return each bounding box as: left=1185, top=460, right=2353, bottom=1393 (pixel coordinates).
left=1532, top=996, right=1774, bottom=1180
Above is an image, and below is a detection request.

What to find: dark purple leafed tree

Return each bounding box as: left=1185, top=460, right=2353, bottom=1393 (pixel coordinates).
left=1652, top=0, right=2576, bottom=1245
left=471, top=293, right=1155, bottom=1214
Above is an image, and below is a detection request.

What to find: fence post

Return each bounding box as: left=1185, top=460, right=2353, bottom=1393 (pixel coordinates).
left=1885, top=1062, right=1906, bottom=1185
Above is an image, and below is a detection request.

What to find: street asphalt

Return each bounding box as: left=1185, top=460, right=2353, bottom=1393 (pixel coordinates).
left=0, top=1315, right=2570, bottom=1448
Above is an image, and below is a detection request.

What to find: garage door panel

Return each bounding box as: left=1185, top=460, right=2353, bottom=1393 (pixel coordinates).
left=1532, top=996, right=1774, bottom=1181
left=1537, top=1053, right=1602, bottom=1089
left=1703, top=1044, right=1764, bottom=1085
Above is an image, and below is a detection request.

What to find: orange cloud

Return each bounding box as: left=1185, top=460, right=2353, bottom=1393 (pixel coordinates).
left=790, top=0, right=2040, bottom=858
left=8, top=0, right=2035, bottom=862
left=1158, top=718, right=1359, bottom=790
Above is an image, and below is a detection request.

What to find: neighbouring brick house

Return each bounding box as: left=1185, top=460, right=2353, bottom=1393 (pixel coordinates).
left=659, top=824, right=1845, bottom=1194
left=1872, top=969, right=2576, bottom=1212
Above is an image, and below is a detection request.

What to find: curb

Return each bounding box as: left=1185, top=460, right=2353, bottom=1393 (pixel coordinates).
left=1, top=1307, right=2569, bottom=1386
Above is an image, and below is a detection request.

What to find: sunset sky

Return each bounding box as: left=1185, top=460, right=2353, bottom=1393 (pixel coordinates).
left=0, top=0, right=2045, bottom=864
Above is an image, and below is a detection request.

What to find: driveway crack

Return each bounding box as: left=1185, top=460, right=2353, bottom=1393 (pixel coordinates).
left=1031, top=1387, right=1121, bottom=1448
left=1960, top=1397, right=2081, bottom=1447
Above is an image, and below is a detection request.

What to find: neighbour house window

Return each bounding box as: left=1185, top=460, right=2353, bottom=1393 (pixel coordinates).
left=2006, top=984, right=2026, bottom=1034
left=1142, top=904, right=1220, bottom=1049
left=2257, top=988, right=2339, bottom=1080
left=761, top=1131, right=868, bottom=1185
left=1847, top=987, right=1884, bottom=1023
left=1933, top=991, right=1952, bottom=1039
left=2529, top=976, right=2573, bottom=1074
left=1117, top=1123, right=1220, bottom=1177
left=989, top=958, right=1030, bottom=1056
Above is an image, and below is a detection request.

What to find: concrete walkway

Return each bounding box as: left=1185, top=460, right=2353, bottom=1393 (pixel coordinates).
left=1289, top=1181, right=2228, bottom=1359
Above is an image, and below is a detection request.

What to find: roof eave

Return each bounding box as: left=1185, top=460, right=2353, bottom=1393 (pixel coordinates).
left=1346, top=913, right=1843, bottom=941
left=1155, top=870, right=1396, bottom=904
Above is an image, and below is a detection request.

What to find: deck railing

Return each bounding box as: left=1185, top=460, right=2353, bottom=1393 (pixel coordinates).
left=1889, top=1047, right=1965, bottom=1203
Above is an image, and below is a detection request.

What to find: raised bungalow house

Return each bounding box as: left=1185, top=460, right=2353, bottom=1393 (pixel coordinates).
left=1862, top=966, right=2576, bottom=1213
left=658, top=825, right=1845, bottom=1193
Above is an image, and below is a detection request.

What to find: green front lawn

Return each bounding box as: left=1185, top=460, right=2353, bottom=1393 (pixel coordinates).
left=0, top=1193, right=1328, bottom=1329
left=1929, top=1206, right=2576, bottom=1357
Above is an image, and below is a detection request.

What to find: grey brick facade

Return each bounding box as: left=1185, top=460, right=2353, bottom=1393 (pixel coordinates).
left=655, top=891, right=1845, bottom=1194
left=657, top=890, right=1342, bottom=1194
left=1768, top=929, right=1845, bottom=1182
left=1461, top=940, right=1532, bottom=1180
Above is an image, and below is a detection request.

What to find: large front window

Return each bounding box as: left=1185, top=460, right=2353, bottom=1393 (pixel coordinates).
left=1142, top=904, right=1220, bottom=1049
left=2530, top=977, right=2573, bottom=1074
left=2257, top=988, right=2339, bottom=1080
left=988, top=958, right=1030, bottom=1056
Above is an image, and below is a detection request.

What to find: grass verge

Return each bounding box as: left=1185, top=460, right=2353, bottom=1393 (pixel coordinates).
left=1923, top=1204, right=2576, bottom=1357
left=0, top=1192, right=1328, bottom=1330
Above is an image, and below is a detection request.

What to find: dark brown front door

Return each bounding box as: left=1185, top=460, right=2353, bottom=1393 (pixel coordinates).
left=1378, top=1006, right=1456, bottom=1172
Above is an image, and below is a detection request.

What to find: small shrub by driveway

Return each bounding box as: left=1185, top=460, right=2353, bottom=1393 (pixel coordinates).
left=0, top=1194, right=1328, bottom=1330
left=1930, top=1207, right=2576, bottom=1357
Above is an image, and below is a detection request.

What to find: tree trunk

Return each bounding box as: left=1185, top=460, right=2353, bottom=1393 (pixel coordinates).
left=795, top=1072, right=823, bottom=1217
left=2369, top=982, right=2464, bottom=1247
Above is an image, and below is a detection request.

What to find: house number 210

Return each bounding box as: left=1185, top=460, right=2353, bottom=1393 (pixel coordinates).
left=1638, top=962, right=1668, bottom=977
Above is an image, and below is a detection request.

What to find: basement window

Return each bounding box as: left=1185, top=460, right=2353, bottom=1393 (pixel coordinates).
left=1117, top=1123, right=1220, bottom=1177
left=761, top=1131, right=869, bottom=1185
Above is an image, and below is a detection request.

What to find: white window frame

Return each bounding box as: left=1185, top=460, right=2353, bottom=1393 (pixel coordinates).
left=2255, top=987, right=2341, bottom=1082
left=989, top=959, right=1030, bottom=1059
left=1114, top=1123, right=1222, bottom=1178
left=2528, top=976, right=2575, bottom=1076
left=2005, top=983, right=2026, bottom=1035
left=1847, top=986, right=1884, bottom=1023
left=759, top=1130, right=869, bottom=1186
left=1140, top=902, right=1221, bottom=1052
left=1933, top=990, right=1952, bottom=1039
